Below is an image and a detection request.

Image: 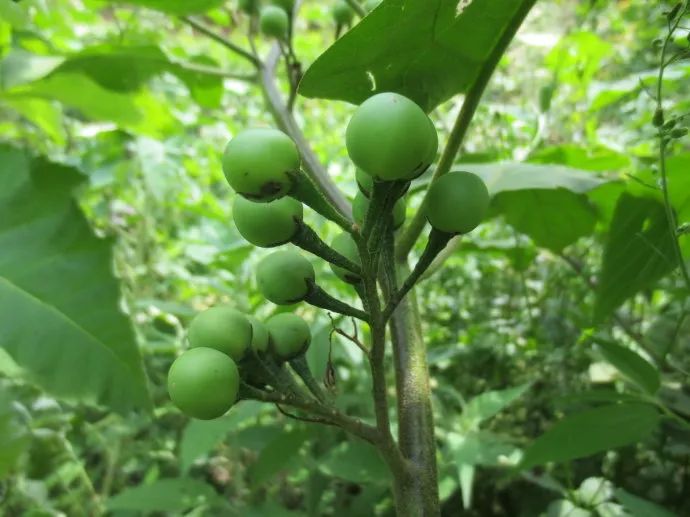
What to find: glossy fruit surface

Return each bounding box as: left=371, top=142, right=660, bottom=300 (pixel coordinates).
left=352, top=190, right=406, bottom=229
left=222, top=128, right=299, bottom=201
left=188, top=306, right=252, bottom=361
left=346, top=92, right=437, bottom=181
left=330, top=232, right=361, bottom=283
left=425, top=171, right=490, bottom=234
left=248, top=316, right=269, bottom=354
left=266, top=313, right=311, bottom=360
left=233, top=196, right=303, bottom=248
left=355, top=167, right=374, bottom=197
left=257, top=250, right=315, bottom=304
left=260, top=5, right=289, bottom=39
left=167, top=347, right=239, bottom=420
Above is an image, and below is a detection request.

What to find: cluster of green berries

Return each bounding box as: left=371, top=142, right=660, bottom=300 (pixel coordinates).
left=168, top=306, right=311, bottom=420
left=167, top=91, right=490, bottom=420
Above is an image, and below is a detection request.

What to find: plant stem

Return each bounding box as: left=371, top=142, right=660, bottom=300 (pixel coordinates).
left=292, top=222, right=361, bottom=275
left=180, top=16, right=261, bottom=67
left=345, top=0, right=366, bottom=18
left=389, top=260, right=440, bottom=516
left=290, top=354, right=329, bottom=403
left=396, top=0, right=538, bottom=261
left=305, top=281, right=369, bottom=322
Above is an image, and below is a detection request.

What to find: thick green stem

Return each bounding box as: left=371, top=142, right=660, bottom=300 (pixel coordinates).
left=396, top=0, right=538, bottom=261
left=290, top=171, right=353, bottom=231
left=305, top=281, right=369, bottom=322
left=389, top=260, right=440, bottom=516
left=290, top=354, right=329, bottom=403
left=291, top=222, right=361, bottom=275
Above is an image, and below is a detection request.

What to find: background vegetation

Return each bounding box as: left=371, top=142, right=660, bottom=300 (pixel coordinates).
left=1, top=0, right=689, bottom=515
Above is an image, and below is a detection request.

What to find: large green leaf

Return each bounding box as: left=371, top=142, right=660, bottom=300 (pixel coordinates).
left=248, top=427, right=311, bottom=486
left=594, top=193, right=676, bottom=323
left=614, top=488, right=675, bottom=517
left=106, top=478, right=221, bottom=512
left=0, top=145, right=150, bottom=412
left=460, top=383, right=530, bottom=429
left=520, top=403, right=659, bottom=469
left=595, top=339, right=660, bottom=395
left=299, top=0, right=537, bottom=112
left=463, top=162, right=605, bottom=251
left=179, top=401, right=264, bottom=472
left=447, top=431, right=520, bottom=467
left=318, top=438, right=391, bottom=484
left=107, top=0, right=225, bottom=15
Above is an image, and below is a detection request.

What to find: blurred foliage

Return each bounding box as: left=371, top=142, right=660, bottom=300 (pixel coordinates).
left=1, top=0, right=689, bottom=516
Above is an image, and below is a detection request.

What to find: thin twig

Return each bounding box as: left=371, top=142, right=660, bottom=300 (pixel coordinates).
left=180, top=16, right=261, bottom=68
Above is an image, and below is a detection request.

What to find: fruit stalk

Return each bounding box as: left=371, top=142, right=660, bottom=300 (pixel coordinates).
left=289, top=355, right=329, bottom=403
left=304, top=281, right=369, bottom=322
left=289, top=171, right=353, bottom=231
left=291, top=223, right=362, bottom=276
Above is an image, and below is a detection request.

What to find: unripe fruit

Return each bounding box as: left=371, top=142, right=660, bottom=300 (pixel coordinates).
left=352, top=191, right=406, bottom=229
left=356, top=167, right=374, bottom=197
left=188, top=306, right=252, bottom=361
left=238, top=0, right=259, bottom=14
left=257, top=250, right=315, bottom=304
left=266, top=313, right=311, bottom=360
left=248, top=316, right=269, bottom=354
left=425, top=171, right=490, bottom=235
left=260, top=5, right=289, bottom=39
left=167, top=347, right=240, bottom=420
left=233, top=196, right=303, bottom=247
left=223, top=128, right=300, bottom=202
left=332, top=1, right=353, bottom=25
left=330, top=232, right=361, bottom=283
left=346, top=92, right=437, bottom=181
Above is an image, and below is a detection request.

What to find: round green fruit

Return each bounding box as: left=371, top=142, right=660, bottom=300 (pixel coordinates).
left=257, top=250, right=315, bottom=304
left=238, top=0, right=259, bottom=14
left=266, top=313, right=311, bottom=360
left=330, top=232, right=361, bottom=283
left=355, top=167, right=374, bottom=197
left=248, top=316, right=269, bottom=354
left=260, top=5, right=289, bottom=39
left=352, top=190, right=405, bottom=229
left=332, top=1, right=353, bottom=25
left=167, top=347, right=240, bottom=420
left=346, top=92, right=437, bottom=181
left=222, top=128, right=299, bottom=202
left=188, top=305, right=252, bottom=361
left=233, top=196, right=303, bottom=248
left=425, top=171, right=490, bottom=235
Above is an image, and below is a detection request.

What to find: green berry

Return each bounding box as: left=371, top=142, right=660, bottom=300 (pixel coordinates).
left=233, top=196, right=303, bottom=248
left=223, top=128, right=300, bottom=202
left=346, top=92, right=437, bottom=181
left=330, top=232, right=361, bottom=283
left=238, top=0, right=259, bottom=14
left=260, top=5, right=289, bottom=39
left=248, top=316, right=269, bottom=354
left=352, top=190, right=405, bottom=229
left=188, top=306, right=252, bottom=361
left=266, top=313, right=311, bottom=360
left=425, top=171, right=490, bottom=235
left=167, top=347, right=240, bottom=420
left=332, top=1, right=353, bottom=25
left=257, top=250, right=315, bottom=304
left=356, top=167, right=374, bottom=197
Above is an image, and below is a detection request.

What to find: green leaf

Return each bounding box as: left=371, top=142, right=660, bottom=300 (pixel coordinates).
left=299, top=0, right=537, bottom=112
left=614, top=488, right=675, bottom=517
left=519, top=403, right=660, bottom=469
left=107, top=0, right=225, bottom=15
left=106, top=478, right=220, bottom=512
left=528, top=144, right=631, bottom=172
left=0, top=388, right=30, bottom=478
left=461, top=383, right=530, bottom=429
left=448, top=431, right=520, bottom=467
left=594, top=193, right=676, bottom=323
left=249, top=427, right=311, bottom=486
left=318, top=439, right=390, bottom=484
left=180, top=401, right=264, bottom=472
left=595, top=339, right=660, bottom=394
left=3, top=97, right=66, bottom=144
left=0, top=145, right=150, bottom=412
left=462, top=162, right=605, bottom=251
left=0, top=50, right=64, bottom=89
